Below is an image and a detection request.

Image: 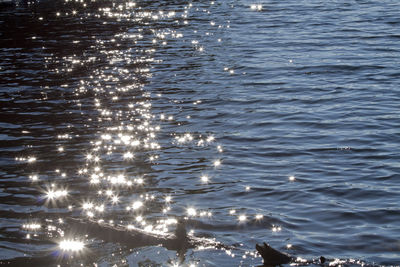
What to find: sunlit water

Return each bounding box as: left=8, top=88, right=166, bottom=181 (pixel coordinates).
left=1, top=0, right=400, bottom=266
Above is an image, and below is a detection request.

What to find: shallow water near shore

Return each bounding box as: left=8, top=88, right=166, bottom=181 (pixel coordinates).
left=1, top=0, right=400, bottom=266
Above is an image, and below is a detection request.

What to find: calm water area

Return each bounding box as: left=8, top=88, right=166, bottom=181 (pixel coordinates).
left=0, top=0, right=400, bottom=266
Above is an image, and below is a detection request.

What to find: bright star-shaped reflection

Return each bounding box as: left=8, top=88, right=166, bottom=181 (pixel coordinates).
left=213, top=159, right=221, bottom=167
left=46, top=189, right=68, bottom=199
left=111, top=195, right=119, bottom=204
left=238, top=215, right=247, bottom=222
left=201, top=175, right=209, bottom=183
left=59, top=240, right=84, bottom=251
left=187, top=207, right=197, bottom=216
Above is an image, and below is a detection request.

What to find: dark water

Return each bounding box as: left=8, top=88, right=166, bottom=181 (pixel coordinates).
left=1, top=0, right=400, bottom=266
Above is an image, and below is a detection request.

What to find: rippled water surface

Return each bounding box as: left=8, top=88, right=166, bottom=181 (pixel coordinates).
left=1, top=0, right=400, bottom=266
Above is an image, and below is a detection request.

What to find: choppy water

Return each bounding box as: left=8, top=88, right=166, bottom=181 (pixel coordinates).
left=1, top=0, right=400, bottom=266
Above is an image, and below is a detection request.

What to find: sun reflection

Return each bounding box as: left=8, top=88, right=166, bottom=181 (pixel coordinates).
left=169, top=261, right=181, bottom=267
left=46, top=189, right=68, bottom=199
left=255, top=214, right=263, bottom=220
left=22, top=223, right=41, bottom=230
left=22, top=1, right=241, bottom=262
left=250, top=4, right=263, bottom=11
left=238, top=215, right=247, bottom=222
left=201, top=175, right=209, bottom=183
left=82, top=202, right=94, bottom=210
left=29, top=175, right=39, bottom=181
left=59, top=239, right=84, bottom=252
left=16, top=156, right=37, bottom=163
left=272, top=225, right=282, bottom=232
left=206, top=135, right=215, bottom=142
left=187, top=207, right=197, bottom=217
left=111, top=195, right=119, bottom=204
left=131, top=201, right=143, bottom=210
left=213, top=159, right=221, bottom=167
left=123, top=152, right=133, bottom=159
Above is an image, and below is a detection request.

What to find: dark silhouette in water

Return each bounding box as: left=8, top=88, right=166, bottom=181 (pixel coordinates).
left=256, top=242, right=328, bottom=266
left=256, top=242, right=292, bottom=266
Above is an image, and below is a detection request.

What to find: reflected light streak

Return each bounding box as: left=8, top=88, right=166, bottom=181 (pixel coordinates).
left=27, top=156, right=37, bottom=163
left=29, top=175, right=39, bottom=181
left=255, top=214, right=263, bottom=220
left=59, top=240, right=84, bottom=251
left=22, top=223, right=41, bottom=230
left=46, top=189, right=68, bottom=199
left=250, top=4, right=263, bottom=11
left=123, top=151, right=134, bottom=159
left=132, top=201, right=143, bottom=210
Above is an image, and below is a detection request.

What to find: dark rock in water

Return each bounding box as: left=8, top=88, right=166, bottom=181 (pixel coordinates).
left=256, top=242, right=292, bottom=266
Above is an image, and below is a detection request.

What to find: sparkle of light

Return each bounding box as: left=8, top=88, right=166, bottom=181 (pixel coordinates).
left=59, top=240, right=84, bottom=251
left=213, top=159, right=221, bottom=167
left=238, top=215, right=247, bottom=222
left=132, top=201, right=143, bottom=210
left=255, top=214, right=263, bottom=220
left=187, top=207, right=197, bottom=216
left=201, top=175, right=209, bottom=183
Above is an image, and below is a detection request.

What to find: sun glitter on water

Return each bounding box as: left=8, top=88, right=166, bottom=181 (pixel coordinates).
left=59, top=239, right=85, bottom=252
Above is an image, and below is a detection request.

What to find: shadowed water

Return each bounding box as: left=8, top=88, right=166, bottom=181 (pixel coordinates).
left=1, top=0, right=400, bottom=266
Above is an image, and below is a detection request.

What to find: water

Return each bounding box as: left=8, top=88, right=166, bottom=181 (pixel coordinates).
left=1, top=0, right=400, bottom=266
